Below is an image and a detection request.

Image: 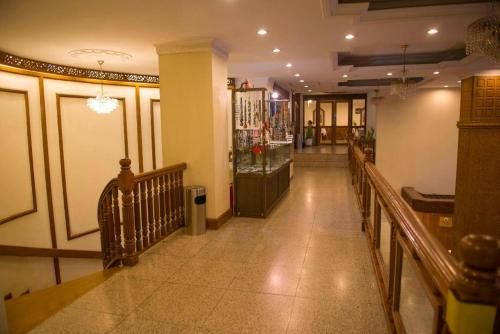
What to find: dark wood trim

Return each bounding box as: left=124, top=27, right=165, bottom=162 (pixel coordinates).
left=0, top=88, right=37, bottom=225
left=0, top=50, right=159, bottom=85
left=339, top=0, right=488, bottom=11
left=339, top=77, right=424, bottom=87
left=150, top=99, right=161, bottom=169
left=37, top=77, right=60, bottom=284
left=207, top=208, right=233, bottom=230
left=338, top=49, right=466, bottom=67
left=401, top=187, right=454, bottom=214
left=135, top=85, right=144, bottom=172
left=56, top=94, right=128, bottom=240
left=0, top=244, right=101, bottom=259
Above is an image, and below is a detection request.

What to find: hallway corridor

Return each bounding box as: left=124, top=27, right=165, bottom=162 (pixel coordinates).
left=31, top=167, right=388, bottom=334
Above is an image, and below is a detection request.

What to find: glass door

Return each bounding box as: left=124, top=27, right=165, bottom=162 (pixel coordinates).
left=303, top=99, right=317, bottom=146
left=319, top=102, right=333, bottom=145
left=334, top=101, right=349, bottom=144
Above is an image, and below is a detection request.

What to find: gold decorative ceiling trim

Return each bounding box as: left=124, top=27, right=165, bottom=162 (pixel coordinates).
left=0, top=50, right=159, bottom=84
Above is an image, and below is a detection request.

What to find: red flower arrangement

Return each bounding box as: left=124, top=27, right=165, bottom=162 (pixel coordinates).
left=251, top=145, right=262, bottom=155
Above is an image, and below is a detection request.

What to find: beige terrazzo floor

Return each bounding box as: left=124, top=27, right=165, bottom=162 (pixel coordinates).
left=30, top=167, right=388, bottom=334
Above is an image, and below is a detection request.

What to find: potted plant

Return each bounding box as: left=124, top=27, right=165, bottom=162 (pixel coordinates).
left=305, top=120, right=314, bottom=146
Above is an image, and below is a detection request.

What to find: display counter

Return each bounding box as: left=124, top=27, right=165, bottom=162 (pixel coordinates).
left=232, top=88, right=293, bottom=217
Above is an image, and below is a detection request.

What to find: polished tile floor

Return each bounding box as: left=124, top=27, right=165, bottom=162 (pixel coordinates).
left=30, top=167, right=388, bottom=334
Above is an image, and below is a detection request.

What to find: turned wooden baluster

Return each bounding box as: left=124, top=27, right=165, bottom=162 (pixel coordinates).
left=140, top=181, right=149, bottom=247
left=178, top=171, right=185, bottom=226
left=102, top=194, right=113, bottom=262
left=170, top=172, right=177, bottom=228
left=146, top=178, right=155, bottom=242
left=174, top=172, right=182, bottom=228
left=153, top=176, right=161, bottom=238
left=159, top=174, right=167, bottom=235
left=112, top=186, right=122, bottom=258
left=165, top=173, right=172, bottom=232
left=361, top=148, right=374, bottom=232
left=133, top=183, right=142, bottom=252
left=118, top=158, right=138, bottom=266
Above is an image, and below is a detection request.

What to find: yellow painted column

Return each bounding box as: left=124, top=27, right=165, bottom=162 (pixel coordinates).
left=156, top=39, right=230, bottom=220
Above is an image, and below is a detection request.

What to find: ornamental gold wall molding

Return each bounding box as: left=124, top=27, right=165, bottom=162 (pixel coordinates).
left=0, top=50, right=160, bottom=84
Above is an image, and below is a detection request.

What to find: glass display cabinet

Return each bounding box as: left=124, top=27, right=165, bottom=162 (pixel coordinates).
left=232, top=88, right=292, bottom=217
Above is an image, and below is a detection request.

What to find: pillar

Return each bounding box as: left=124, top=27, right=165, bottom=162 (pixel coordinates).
left=454, top=76, right=500, bottom=240
left=156, top=38, right=230, bottom=221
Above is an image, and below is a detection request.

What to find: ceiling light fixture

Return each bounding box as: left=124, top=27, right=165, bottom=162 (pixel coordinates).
left=299, top=79, right=305, bottom=83
left=466, top=2, right=499, bottom=62
left=304, top=85, right=309, bottom=88
left=457, top=80, right=461, bottom=83
left=272, top=48, right=280, bottom=53
left=387, top=72, right=393, bottom=76
left=257, top=29, right=268, bottom=36
left=427, top=28, right=439, bottom=35
left=345, top=34, right=355, bottom=40
left=444, top=85, right=449, bottom=88
left=286, top=63, right=293, bottom=68
left=271, top=91, right=279, bottom=99
left=294, top=73, right=300, bottom=77
left=390, top=44, right=417, bottom=100
left=87, top=60, right=118, bottom=114
left=342, top=74, right=348, bottom=78
left=433, top=71, right=440, bottom=75
left=308, top=89, right=312, bottom=92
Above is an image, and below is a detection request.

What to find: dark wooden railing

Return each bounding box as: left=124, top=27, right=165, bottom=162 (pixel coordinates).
left=97, top=158, right=187, bottom=268
left=348, top=139, right=499, bottom=334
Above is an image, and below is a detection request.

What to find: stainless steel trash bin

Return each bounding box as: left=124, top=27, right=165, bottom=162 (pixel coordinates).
left=184, top=186, right=206, bottom=235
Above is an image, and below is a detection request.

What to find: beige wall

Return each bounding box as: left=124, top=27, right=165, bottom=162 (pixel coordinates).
left=159, top=49, right=230, bottom=219
left=0, top=70, right=162, bottom=297
left=376, top=88, right=460, bottom=195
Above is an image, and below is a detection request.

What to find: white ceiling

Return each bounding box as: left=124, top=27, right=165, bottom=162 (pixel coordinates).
left=0, top=0, right=496, bottom=93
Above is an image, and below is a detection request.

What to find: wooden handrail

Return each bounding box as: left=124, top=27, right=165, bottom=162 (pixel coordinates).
left=0, top=245, right=101, bottom=259
left=348, top=138, right=499, bottom=333
left=134, top=162, right=187, bottom=182
left=97, top=158, right=187, bottom=268
left=365, top=161, right=458, bottom=297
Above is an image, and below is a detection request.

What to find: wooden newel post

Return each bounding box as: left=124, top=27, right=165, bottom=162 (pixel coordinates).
left=118, top=158, right=139, bottom=266
left=446, top=234, right=500, bottom=334
left=359, top=147, right=373, bottom=232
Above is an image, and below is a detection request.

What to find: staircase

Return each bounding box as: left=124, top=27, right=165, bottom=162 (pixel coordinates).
left=294, top=152, right=348, bottom=167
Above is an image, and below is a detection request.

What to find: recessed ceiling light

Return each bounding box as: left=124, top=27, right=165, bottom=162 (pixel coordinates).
left=286, top=63, right=293, bottom=68
left=444, top=85, right=449, bottom=88
left=272, top=48, right=280, bottom=53
left=386, top=72, right=393, bottom=76
left=299, top=79, right=304, bottom=83
left=427, top=28, right=439, bottom=35
left=294, top=73, right=300, bottom=77
left=345, top=34, right=355, bottom=40
left=304, top=85, right=309, bottom=88
left=257, top=29, right=268, bottom=36
left=457, top=80, right=461, bottom=83
left=308, top=89, right=312, bottom=92
left=342, top=74, right=348, bottom=78
left=433, top=71, right=440, bottom=75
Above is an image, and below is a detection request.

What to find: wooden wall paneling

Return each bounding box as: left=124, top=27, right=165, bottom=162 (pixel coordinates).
left=135, top=85, right=144, bottom=172
left=38, top=77, right=61, bottom=284
left=150, top=99, right=161, bottom=169
left=454, top=76, right=500, bottom=240
left=56, top=94, right=128, bottom=240
left=0, top=88, right=37, bottom=224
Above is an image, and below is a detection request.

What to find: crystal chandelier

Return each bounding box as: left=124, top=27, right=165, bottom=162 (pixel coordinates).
left=390, top=45, right=417, bottom=100
left=87, top=60, right=118, bottom=114
left=466, top=1, right=499, bottom=62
